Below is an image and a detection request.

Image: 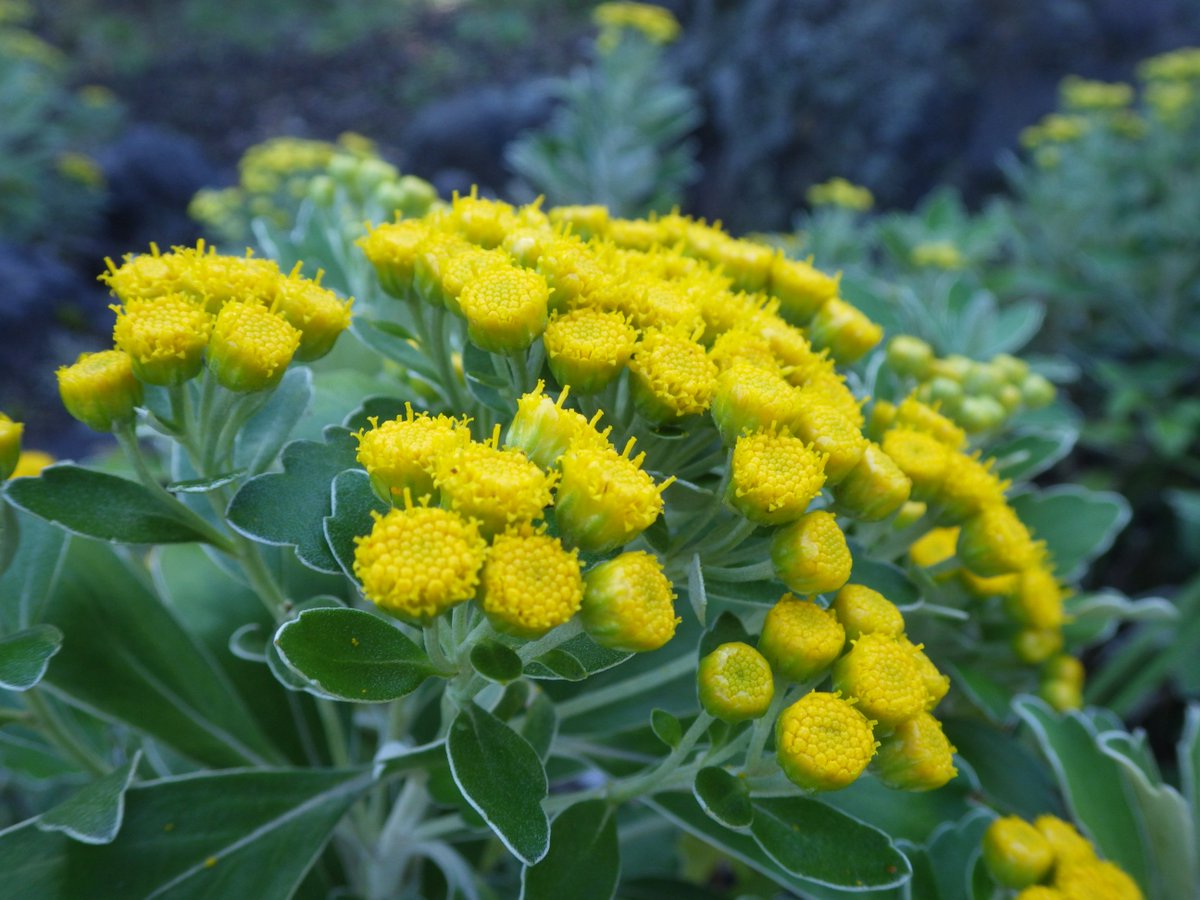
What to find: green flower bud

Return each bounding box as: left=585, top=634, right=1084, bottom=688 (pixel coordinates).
left=872, top=711, right=958, bottom=792
left=885, top=335, right=934, bottom=379
left=1022, top=373, right=1056, bottom=409
left=697, top=642, right=774, bottom=723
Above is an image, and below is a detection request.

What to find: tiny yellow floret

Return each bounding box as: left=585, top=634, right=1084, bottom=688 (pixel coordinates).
left=775, top=691, right=877, bottom=791
left=697, top=642, right=775, bottom=723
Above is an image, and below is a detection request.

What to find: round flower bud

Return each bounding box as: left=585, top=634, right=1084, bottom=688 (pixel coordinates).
left=758, top=594, right=845, bottom=683
left=833, top=584, right=905, bottom=642
left=892, top=500, right=927, bottom=529
left=1034, top=815, right=1096, bottom=866
left=536, top=237, right=606, bottom=310
left=833, top=441, right=912, bottom=521
left=936, top=452, right=1008, bottom=523
left=771, top=510, right=853, bottom=596
left=1043, top=654, right=1085, bottom=690
left=881, top=428, right=949, bottom=501
left=872, top=711, right=958, bottom=791
left=582, top=551, right=679, bottom=652
left=727, top=428, right=827, bottom=526
left=353, top=505, right=487, bottom=622
left=0, top=413, right=23, bottom=481
left=1054, top=860, right=1142, bottom=900
left=355, top=406, right=471, bottom=502
left=756, top=314, right=829, bottom=384
left=1040, top=678, right=1083, bottom=712
left=57, top=350, right=143, bottom=432
left=547, top=204, right=610, bottom=240
left=899, top=636, right=951, bottom=710
left=804, top=370, right=865, bottom=428
left=866, top=399, right=897, bottom=440
left=629, top=328, right=718, bottom=422
left=697, top=642, right=775, bottom=723
left=208, top=301, right=301, bottom=392
left=710, top=363, right=804, bottom=445
left=1013, top=627, right=1064, bottom=665
left=480, top=529, right=583, bottom=638
left=886, top=335, right=934, bottom=379
left=769, top=256, right=838, bottom=324
left=1022, top=373, right=1056, bottom=409
left=504, top=382, right=607, bottom=469
left=791, top=395, right=868, bottom=485
left=998, top=382, right=1025, bottom=413
left=458, top=264, right=550, bottom=354
left=832, top=633, right=928, bottom=729
left=112, top=293, right=212, bottom=385
left=555, top=443, right=667, bottom=553
left=434, top=439, right=554, bottom=538
left=709, top=238, right=775, bottom=293
left=960, top=569, right=1020, bottom=599
left=426, top=245, right=510, bottom=314
left=775, top=692, right=877, bottom=791
left=1006, top=566, right=1066, bottom=630
left=358, top=220, right=436, bottom=296
left=958, top=502, right=1038, bottom=576
left=893, top=396, right=967, bottom=450
left=709, top=328, right=780, bottom=374
left=958, top=395, right=1007, bottom=434
left=920, top=375, right=964, bottom=410
left=982, top=816, right=1055, bottom=889
left=806, top=297, right=883, bottom=365
left=273, top=272, right=353, bottom=361
left=993, top=353, right=1030, bottom=385
left=543, top=308, right=638, bottom=393
left=1014, top=885, right=1066, bottom=900
left=908, top=525, right=959, bottom=570
left=175, top=248, right=282, bottom=314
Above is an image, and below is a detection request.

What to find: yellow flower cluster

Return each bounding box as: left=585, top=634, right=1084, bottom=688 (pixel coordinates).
left=354, top=386, right=677, bottom=643
left=1059, top=76, right=1134, bottom=112
left=910, top=240, right=965, bottom=270
left=806, top=177, right=875, bottom=212
left=593, top=2, right=681, bottom=51
left=982, top=814, right=1142, bottom=899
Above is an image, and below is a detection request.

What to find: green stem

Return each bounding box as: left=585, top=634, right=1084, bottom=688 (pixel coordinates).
left=516, top=618, right=583, bottom=663
left=423, top=622, right=456, bottom=675
left=25, top=689, right=108, bottom=777
left=557, top=653, right=695, bottom=721
left=611, top=711, right=714, bottom=803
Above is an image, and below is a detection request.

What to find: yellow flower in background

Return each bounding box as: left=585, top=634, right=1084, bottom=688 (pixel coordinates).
left=55, top=152, right=105, bottom=189
left=57, top=350, right=142, bottom=432
left=911, top=241, right=965, bottom=270
left=806, top=177, right=874, bottom=212
left=594, top=2, right=680, bottom=53
left=1034, top=815, right=1095, bottom=865
left=11, top=449, right=53, bottom=479
left=958, top=501, right=1038, bottom=576
left=1054, top=860, right=1143, bottom=900
left=776, top=691, right=877, bottom=791
left=1138, top=46, right=1200, bottom=82
left=582, top=550, right=679, bottom=652
left=697, top=642, right=774, bottom=723
left=480, top=528, right=583, bottom=638
left=353, top=504, right=486, bottom=622
left=111, top=293, right=212, bottom=386
left=207, top=301, right=301, bottom=392
left=1060, top=75, right=1134, bottom=111
left=982, top=816, right=1056, bottom=889
left=909, top=525, right=959, bottom=570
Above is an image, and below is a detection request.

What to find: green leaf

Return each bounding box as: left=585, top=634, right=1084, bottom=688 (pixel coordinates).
left=983, top=299, right=1044, bottom=356
left=694, top=767, right=753, bottom=830
left=917, top=808, right=996, bottom=900
left=520, top=690, right=558, bottom=762
left=749, top=795, right=911, bottom=889
left=0, top=768, right=370, bottom=898
left=274, top=607, right=437, bottom=702
left=0, top=625, right=62, bottom=691
left=524, top=633, right=631, bottom=681
left=351, top=318, right=439, bottom=381
left=1179, top=706, right=1200, bottom=825
left=0, top=496, right=18, bottom=577
left=819, top=771, right=974, bottom=845
left=698, top=612, right=752, bottom=658
left=226, top=427, right=359, bottom=573
left=1098, top=731, right=1197, bottom=900
left=234, top=366, right=314, bottom=476
left=686, top=553, right=707, bottom=626
left=651, top=709, right=683, bottom=749
left=323, top=468, right=389, bottom=578
left=1013, top=696, right=1151, bottom=888
left=942, top=718, right=1062, bottom=820
left=471, top=639, right=524, bottom=684
left=944, top=662, right=1014, bottom=725
left=522, top=799, right=619, bottom=900
left=447, top=700, right=549, bottom=865
left=37, top=751, right=140, bottom=845
left=1062, top=591, right=1176, bottom=645
left=41, top=540, right=279, bottom=768
left=1010, top=486, right=1131, bottom=582
left=846, top=543, right=919, bottom=606
left=374, top=740, right=447, bottom=779
left=6, top=465, right=217, bottom=545
left=987, top=428, right=1077, bottom=482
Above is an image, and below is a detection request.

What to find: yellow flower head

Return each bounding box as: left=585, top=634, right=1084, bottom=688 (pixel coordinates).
left=100, top=245, right=183, bottom=303
left=536, top=236, right=607, bottom=309
left=0, top=413, right=22, bottom=481
left=353, top=504, right=487, bottom=622
left=582, top=550, right=679, bottom=652
left=111, top=293, right=212, bottom=386
left=444, top=189, right=517, bottom=248
left=1054, top=860, right=1143, bottom=900
left=958, top=502, right=1038, bottom=576
left=57, top=350, right=142, bottom=432
left=697, top=641, right=775, bottom=723
left=771, top=509, right=853, bottom=596
left=881, top=428, right=949, bottom=501
left=593, top=2, right=681, bottom=48
left=555, top=441, right=669, bottom=552
left=758, top=594, right=845, bottom=683
left=892, top=499, right=927, bottom=529
left=1040, top=678, right=1083, bottom=712
left=728, top=427, right=827, bottom=526
left=833, top=584, right=905, bottom=643
left=983, top=816, right=1056, bottom=889
left=457, top=264, right=550, bottom=353
left=692, top=285, right=759, bottom=344
left=11, top=449, right=53, bottom=479
left=899, top=636, right=951, bottom=710
left=207, top=301, right=301, bottom=392
left=885, top=335, right=935, bottom=379
left=755, top=314, right=831, bottom=384
left=806, top=297, right=883, bottom=365
left=937, top=452, right=1009, bottom=522
left=769, top=256, right=839, bottom=324
left=807, top=177, right=874, bottom=212
left=434, top=433, right=555, bottom=537
left=833, top=441, right=912, bottom=521
left=629, top=327, right=718, bottom=421
left=775, top=691, right=877, bottom=791
left=272, top=268, right=353, bottom=361
left=909, top=525, right=959, bottom=569
left=505, top=382, right=608, bottom=470
left=710, top=362, right=803, bottom=445
left=1014, top=627, right=1064, bottom=665
left=425, top=244, right=510, bottom=314
left=1013, top=887, right=1066, bottom=900
left=1060, top=75, right=1134, bottom=111
left=959, top=568, right=1020, bottom=599
left=620, top=279, right=703, bottom=335
left=832, top=633, right=929, bottom=728
left=480, top=528, right=583, bottom=638
left=355, top=406, right=472, bottom=502
left=802, top=369, right=864, bottom=428
left=791, top=394, right=868, bottom=485
left=709, top=328, right=780, bottom=373
left=708, top=237, right=776, bottom=293
left=1043, top=654, right=1085, bottom=691
left=543, top=307, right=638, bottom=393
left=872, top=711, right=958, bottom=791
left=1034, top=815, right=1096, bottom=866
left=175, top=246, right=282, bottom=314
left=548, top=204, right=610, bottom=240
left=1006, top=565, right=1066, bottom=630
left=911, top=241, right=965, bottom=270
left=358, top=220, right=436, bottom=297
left=893, top=395, right=967, bottom=450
